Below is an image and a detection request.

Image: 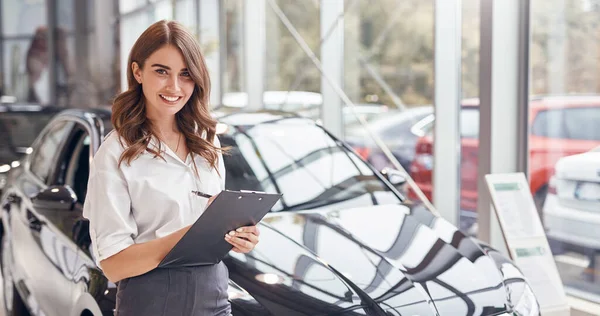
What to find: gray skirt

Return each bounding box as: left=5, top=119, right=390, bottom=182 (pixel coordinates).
left=115, top=262, right=231, bottom=316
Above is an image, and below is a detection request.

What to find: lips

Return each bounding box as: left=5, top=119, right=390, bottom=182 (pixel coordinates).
left=159, top=94, right=182, bottom=103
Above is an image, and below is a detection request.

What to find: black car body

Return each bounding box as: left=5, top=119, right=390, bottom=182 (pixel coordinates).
left=0, top=109, right=538, bottom=316
left=0, top=104, right=62, bottom=194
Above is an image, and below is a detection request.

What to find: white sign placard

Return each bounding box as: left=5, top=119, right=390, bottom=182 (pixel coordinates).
left=485, top=173, right=570, bottom=316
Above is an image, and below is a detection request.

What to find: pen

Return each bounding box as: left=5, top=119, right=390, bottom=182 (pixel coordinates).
left=191, top=190, right=213, bottom=199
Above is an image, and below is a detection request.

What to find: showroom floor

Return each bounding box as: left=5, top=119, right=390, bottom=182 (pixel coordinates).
left=556, top=251, right=600, bottom=300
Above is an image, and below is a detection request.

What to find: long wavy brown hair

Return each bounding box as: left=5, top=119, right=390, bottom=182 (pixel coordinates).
left=112, top=20, right=222, bottom=172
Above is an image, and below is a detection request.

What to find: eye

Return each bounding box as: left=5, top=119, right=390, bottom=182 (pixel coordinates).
left=181, top=71, right=191, bottom=77
left=155, top=69, right=167, bottom=75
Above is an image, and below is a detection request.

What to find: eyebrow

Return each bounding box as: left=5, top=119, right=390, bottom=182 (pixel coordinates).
left=150, top=64, right=188, bottom=71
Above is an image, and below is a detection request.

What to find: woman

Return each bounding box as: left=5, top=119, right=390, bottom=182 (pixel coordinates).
left=83, top=20, right=258, bottom=315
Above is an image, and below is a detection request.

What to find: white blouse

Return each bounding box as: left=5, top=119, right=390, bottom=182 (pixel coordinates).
left=82, top=131, right=225, bottom=267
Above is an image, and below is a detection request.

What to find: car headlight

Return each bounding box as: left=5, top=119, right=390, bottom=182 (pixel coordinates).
left=512, top=285, right=540, bottom=316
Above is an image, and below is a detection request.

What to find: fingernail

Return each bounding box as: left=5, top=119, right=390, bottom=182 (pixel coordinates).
left=236, top=228, right=243, bottom=232
left=225, top=235, right=230, bottom=239
left=229, top=231, right=235, bottom=236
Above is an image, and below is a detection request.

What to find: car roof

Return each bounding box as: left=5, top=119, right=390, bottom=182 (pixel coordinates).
left=530, top=95, right=600, bottom=109
left=461, top=95, right=600, bottom=109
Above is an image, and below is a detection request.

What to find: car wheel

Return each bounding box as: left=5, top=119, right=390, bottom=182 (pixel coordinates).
left=2, top=234, right=29, bottom=316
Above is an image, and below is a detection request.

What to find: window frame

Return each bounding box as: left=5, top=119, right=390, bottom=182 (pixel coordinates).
left=51, top=124, right=91, bottom=204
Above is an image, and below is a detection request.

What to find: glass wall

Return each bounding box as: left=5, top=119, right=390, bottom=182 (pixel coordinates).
left=119, top=0, right=174, bottom=92
left=1, top=0, right=48, bottom=103
left=222, top=0, right=244, bottom=95
left=457, top=0, right=480, bottom=233
left=404, top=0, right=481, bottom=233
left=343, top=0, right=434, bottom=195
left=0, top=0, right=119, bottom=107
left=175, top=0, right=197, bottom=33
left=258, top=0, right=321, bottom=118
left=531, top=0, right=600, bottom=302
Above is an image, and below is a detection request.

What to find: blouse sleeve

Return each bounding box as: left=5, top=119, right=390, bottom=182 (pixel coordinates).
left=214, top=135, right=226, bottom=190
left=83, top=135, right=137, bottom=268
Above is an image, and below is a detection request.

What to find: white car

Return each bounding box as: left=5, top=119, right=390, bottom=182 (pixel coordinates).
left=543, top=146, right=600, bottom=249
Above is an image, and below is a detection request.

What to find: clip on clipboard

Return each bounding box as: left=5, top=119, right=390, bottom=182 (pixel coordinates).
left=158, top=190, right=282, bottom=268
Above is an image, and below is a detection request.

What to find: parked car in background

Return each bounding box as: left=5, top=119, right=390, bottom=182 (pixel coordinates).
left=0, top=109, right=538, bottom=315
left=220, top=90, right=323, bottom=119
left=0, top=104, right=61, bottom=194
left=220, top=91, right=389, bottom=130
left=345, top=105, right=433, bottom=172
left=409, top=96, right=600, bottom=227
left=341, top=103, right=390, bottom=130
left=544, top=146, right=600, bottom=252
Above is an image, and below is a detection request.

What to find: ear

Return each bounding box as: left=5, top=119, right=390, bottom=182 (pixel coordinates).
left=131, top=62, right=142, bottom=84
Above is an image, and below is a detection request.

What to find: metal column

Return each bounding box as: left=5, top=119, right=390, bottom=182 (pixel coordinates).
left=320, top=0, right=344, bottom=139
left=199, top=0, right=223, bottom=108
left=478, top=0, right=530, bottom=251
left=47, top=0, right=58, bottom=106
left=243, top=0, right=266, bottom=110
left=433, top=0, right=462, bottom=227
left=0, top=0, right=4, bottom=96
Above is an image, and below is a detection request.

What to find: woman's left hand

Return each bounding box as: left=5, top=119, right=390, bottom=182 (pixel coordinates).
left=225, top=225, right=260, bottom=253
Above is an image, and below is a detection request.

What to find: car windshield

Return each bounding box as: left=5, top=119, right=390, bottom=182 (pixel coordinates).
left=219, top=117, right=404, bottom=212
left=0, top=112, right=56, bottom=161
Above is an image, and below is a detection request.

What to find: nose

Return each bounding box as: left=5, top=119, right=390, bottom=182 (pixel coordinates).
left=166, top=74, right=180, bottom=91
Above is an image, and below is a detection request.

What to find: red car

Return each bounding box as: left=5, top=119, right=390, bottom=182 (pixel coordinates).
left=409, top=96, right=600, bottom=219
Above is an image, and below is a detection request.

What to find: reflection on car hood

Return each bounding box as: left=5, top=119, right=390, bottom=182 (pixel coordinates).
left=234, top=203, right=510, bottom=315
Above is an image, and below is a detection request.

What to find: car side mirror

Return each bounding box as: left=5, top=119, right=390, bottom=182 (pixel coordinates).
left=381, top=168, right=408, bottom=187
left=32, top=185, right=77, bottom=211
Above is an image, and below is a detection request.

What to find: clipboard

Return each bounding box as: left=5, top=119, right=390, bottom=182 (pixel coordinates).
left=158, top=190, right=282, bottom=268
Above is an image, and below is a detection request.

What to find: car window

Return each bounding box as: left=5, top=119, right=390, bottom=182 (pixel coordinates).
left=53, top=127, right=91, bottom=204
left=531, top=107, right=600, bottom=140
left=220, top=118, right=404, bottom=212
left=417, top=108, right=480, bottom=138
left=531, top=109, right=566, bottom=138
left=382, top=113, right=432, bottom=140
left=564, top=107, right=600, bottom=141
left=30, top=121, right=73, bottom=183
left=352, top=109, right=431, bottom=141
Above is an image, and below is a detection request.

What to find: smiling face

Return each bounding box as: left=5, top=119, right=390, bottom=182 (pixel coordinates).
left=132, top=44, right=195, bottom=120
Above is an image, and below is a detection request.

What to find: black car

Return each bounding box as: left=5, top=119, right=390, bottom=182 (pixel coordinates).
left=0, top=109, right=538, bottom=315
left=0, top=104, right=62, bottom=194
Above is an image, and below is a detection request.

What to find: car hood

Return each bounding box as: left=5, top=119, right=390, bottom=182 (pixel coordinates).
left=225, top=202, right=511, bottom=315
